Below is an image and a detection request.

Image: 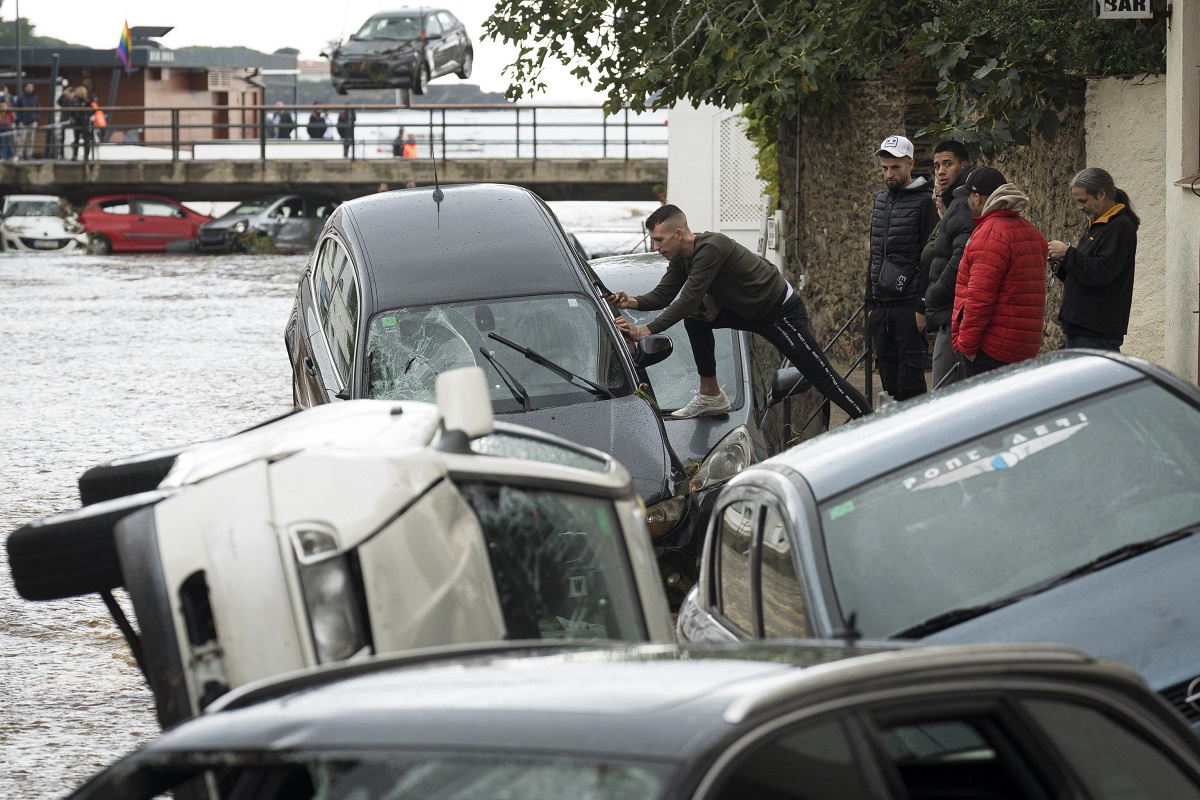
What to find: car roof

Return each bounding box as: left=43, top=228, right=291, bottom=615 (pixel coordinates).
left=337, top=183, right=590, bottom=310
left=84, top=194, right=184, bottom=204
left=753, top=351, right=1163, bottom=500
left=146, top=641, right=1104, bottom=760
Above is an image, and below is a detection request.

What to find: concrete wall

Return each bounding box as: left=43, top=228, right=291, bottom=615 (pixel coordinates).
left=1165, top=0, right=1200, bottom=382
left=1084, top=76, right=1167, bottom=366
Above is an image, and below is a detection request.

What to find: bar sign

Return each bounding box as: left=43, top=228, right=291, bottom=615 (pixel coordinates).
left=1095, top=0, right=1153, bottom=18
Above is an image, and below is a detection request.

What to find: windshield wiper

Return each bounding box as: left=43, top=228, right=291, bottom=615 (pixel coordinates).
left=477, top=345, right=532, bottom=411
left=487, top=332, right=616, bottom=399
left=894, top=525, right=1200, bottom=639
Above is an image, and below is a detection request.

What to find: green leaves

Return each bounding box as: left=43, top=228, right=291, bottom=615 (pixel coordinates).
left=482, top=0, right=1165, bottom=156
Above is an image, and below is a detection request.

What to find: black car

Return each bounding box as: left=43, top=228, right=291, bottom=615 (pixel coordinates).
left=284, top=184, right=700, bottom=600
left=68, top=640, right=1200, bottom=800
left=679, top=350, right=1200, bottom=727
left=328, top=8, right=473, bottom=95
left=589, top=252, right=803, bottom=517
left=196, top=194, right=340, bottom=254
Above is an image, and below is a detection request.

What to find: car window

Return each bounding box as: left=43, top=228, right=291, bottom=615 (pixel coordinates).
left=460, top=483, right=646, bottom=641
left=1024, top=699, right=1200, bottom=798
left=313, top=240, right=340, bottom=318
left=277, top=198, right=305, bottom=219
left=321, top=241, right=359, bottom=384
left=366, top=295, right=632, bottom=410
left=716, top=499, right=755, bottom=634
left=137, top=200, right=183, bottom=218
left=98, top=200, right=132, bottom=215
left=425, top=14, right=444, bottom=37
left=820, top=382, right=1200, bottom=638
left=710, top=718, right=880, bottom=799
left=311, top=199, right=338, bottom=219
left=99, top=752, right=667, bottom=800
left=438, top=11, right=458, bottom=32
left=619, top=308, right=740, bottom=412
left=759, top=502, right=810, bottom=638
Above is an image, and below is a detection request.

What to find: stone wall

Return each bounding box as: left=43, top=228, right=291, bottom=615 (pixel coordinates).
left=777, top=80, right=1086, bottom=367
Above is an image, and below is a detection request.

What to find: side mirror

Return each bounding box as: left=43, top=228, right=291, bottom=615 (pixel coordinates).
left=435, top=366, right=494, bottom=452
left=634, top=334, right=673, bottom=368
left=767, top=367, right=809, bottom=407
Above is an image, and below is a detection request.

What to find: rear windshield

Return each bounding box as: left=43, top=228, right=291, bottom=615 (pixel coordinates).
left=820, top=382, right=1200, bottom=639
left=460, top=483, right=646, bottom=641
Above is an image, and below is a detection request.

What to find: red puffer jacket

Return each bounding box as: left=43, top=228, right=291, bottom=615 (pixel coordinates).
left=951, top=209, right=1047, bottom=364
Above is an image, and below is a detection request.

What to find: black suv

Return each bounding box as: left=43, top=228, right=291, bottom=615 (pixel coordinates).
left=328, top=8, right=473, bottom=95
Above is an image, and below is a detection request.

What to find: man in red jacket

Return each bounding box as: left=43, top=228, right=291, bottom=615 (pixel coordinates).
left=950, top=167, right=1048, bottom=379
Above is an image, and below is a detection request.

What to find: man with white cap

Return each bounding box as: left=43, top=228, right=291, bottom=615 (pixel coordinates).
left=867, top=134, right=938, bottom=401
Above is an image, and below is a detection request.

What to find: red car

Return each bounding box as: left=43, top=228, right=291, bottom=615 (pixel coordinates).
left=79, top=194, right=213, bottom=254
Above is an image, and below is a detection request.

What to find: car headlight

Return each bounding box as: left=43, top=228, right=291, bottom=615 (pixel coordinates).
left=645, top=495, right=688, bottom=539
left=232, top=220, right=248, bottom=234
left=689, top=425, right=753, bottom=492
left=290, top=526, right=367, bottom=664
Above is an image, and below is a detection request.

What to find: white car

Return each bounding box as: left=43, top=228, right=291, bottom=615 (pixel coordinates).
left=0, top=194, right=87, bottom=253
left=8, top=368, right=674, bottom=729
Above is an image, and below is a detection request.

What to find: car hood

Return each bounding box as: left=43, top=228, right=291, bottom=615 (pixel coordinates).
left=921, top=534, right=1200, bottom=692
left=202, top=214, right=255, bottom=232
left=339, top=38, right=422, bottom=57
left=516, top=395, right=675, bottom=505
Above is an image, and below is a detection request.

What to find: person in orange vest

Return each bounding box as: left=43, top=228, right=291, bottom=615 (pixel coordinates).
left=401, top=133, right=418, bottom=158
left=90, top=99, right=108, bottom=144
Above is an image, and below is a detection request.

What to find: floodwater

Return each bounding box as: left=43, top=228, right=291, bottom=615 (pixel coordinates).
left=0, top=200, right=656, bottom=798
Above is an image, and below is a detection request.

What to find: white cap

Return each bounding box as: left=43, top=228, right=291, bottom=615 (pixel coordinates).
left=875, top=135, right=914, bottom=159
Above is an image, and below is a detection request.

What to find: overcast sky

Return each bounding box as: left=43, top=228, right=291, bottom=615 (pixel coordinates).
left=16, top=0, right=604, bottom=103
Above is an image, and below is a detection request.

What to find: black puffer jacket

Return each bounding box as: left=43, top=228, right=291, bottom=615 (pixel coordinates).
left=925, top=166, right=976, bottom=330
left=868, top=172, right=938, bottom=308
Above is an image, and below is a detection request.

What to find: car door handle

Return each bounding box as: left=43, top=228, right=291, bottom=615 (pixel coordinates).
left=303, top=356, right=317, bottom=376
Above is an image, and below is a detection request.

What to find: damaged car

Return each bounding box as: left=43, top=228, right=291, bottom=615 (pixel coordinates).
left=326, top=7, right=473, bottom=95
left=7, top=367, right=673, bottom=730
left=195, top=194, right=339, bottom=254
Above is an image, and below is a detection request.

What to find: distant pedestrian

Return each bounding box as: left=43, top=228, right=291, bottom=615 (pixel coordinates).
left=1047, top=168, right=1138, bottom=352
left=0, top=99, right=14, bottom=161
left=67, top=87, right=92, bottom=161
left=606, top=204, right=871, bottom=419
left=12, top=82, right=40, bottom=160
left=336, top=108, right=356, bottom=157
left=377, top=182, right=390, bottom=192
left=402, top=133, right=418, bottom=158
left=55, top=83, right=74, bottom=158
left=392, top=128, right=405, bottom=157
left=306, top=103, right=329, bottom=140
left=867, top=135, right=938, bottom=401
left=950, top=167, right=1048, bottom=378
left=923, top=140, right=974, bottom=388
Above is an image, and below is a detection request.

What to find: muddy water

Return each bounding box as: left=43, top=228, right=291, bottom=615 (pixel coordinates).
left=0, top=252, right=300, bottom=798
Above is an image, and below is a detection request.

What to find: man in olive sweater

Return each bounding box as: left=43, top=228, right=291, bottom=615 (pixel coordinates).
left=607, top=204, right=871, bottom=419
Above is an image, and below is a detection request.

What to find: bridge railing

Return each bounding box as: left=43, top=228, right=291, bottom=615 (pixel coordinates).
left=19, top=104, right=669, bottom=165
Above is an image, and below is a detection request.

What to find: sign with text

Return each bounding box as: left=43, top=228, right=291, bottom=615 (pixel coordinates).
left=1094, top=0, right=1153, bottom=18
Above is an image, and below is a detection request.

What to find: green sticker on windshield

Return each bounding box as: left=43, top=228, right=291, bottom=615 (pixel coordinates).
left=596, top=507, right=612, bottom=537
left=828, top=501, right=855, bottom=521
left=382, top=316, right=397, bottom=329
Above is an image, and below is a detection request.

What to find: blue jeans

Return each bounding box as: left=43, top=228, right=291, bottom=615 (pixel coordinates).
left=1064, top=332, right=1122, bottom=352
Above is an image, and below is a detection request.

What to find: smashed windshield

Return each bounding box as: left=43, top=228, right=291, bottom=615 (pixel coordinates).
left=820, top=382, right=1200, bottom=639
left=367, top=295, right=631, bottom=411
left=227, top=199, right=277, bottom=216
left=353, top=14, right=422, bottom=41
left=618, top=308, right=740, bottom=412
left=460, top=484, right=645, bottom=641
left=4, top=200, right=63, bottom=218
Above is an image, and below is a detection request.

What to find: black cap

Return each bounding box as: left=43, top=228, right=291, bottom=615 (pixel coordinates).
left=953, top=166, right=1007, bottom=198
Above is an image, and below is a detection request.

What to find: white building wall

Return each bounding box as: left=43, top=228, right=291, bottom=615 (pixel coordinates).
left=1164, top=0, right=1200, bottom=382
left=667, top=103, right=767, bottom=253
left=1085, top=77, right=1167, bottom=366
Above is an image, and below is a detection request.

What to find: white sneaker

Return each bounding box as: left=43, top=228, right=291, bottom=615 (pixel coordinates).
left=671, top=389, right=732, bottom=419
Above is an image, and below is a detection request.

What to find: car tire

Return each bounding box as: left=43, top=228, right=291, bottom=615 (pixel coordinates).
left=79, top=449, right=184, bottom=506
left=88, top=234, right=112, bottom=255
left=414, top=62, right=430, bottom=95
left=457, top=49, right=473, bottom=80
left=7, top=490, right=170, bottom=601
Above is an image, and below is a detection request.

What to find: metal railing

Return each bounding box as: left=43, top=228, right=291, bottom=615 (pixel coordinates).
left=6, top=103, right=669, bottom=166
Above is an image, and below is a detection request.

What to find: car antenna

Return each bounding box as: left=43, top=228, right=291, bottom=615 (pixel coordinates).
left=431, top=119, right=444, bottom=210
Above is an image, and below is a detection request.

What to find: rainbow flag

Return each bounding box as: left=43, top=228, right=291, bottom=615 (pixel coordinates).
left=116, top=21, right=132, bottom=74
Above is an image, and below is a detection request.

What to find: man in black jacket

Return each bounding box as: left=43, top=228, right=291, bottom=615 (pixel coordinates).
left=868, top=135, right=939, bottom=401
left=1047, top=167, right=1138, bottom=352
left=924, top=141, right=974, bottom=387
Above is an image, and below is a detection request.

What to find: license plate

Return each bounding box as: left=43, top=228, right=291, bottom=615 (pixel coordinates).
left=33, top=240, right=58, bottom=249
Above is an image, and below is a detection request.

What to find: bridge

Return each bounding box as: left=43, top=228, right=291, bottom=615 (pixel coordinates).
left=0, top=104, right=669, bottom=203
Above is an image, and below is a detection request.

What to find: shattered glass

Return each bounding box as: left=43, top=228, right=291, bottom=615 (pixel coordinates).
left=460, top=483, right=644, bottom=641
left=471, top=430, right=609, bottom=473
left=366, top=295, right=631, bottom=412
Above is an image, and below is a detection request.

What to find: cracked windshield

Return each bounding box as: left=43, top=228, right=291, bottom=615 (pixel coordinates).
left=368, top=296, right=631, bottom=410
left=619, top=307, right=738, bottom=410
left=460, top=484, right=643, bottom=640
left=821, top=382, right=1200, bottom=639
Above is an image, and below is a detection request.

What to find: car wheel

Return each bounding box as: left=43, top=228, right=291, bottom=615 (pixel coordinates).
left=7, top=490, right=169, bottom=600
left=414, top=62, right=430, bottom=95
left=457, top=49, right=473, bottom=80
left=88, top=234, right=112, bottom=255
left=78, top=449, right=184, bottom=506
